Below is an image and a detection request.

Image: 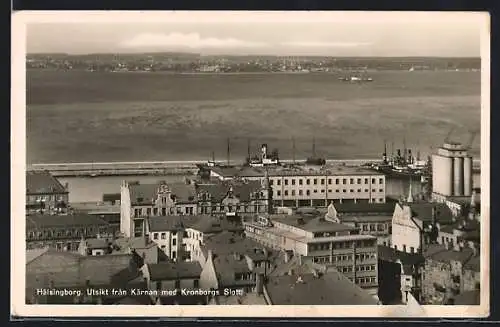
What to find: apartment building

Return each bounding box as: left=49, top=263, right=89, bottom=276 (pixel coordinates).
left=242, top=213, right=379, bottom=295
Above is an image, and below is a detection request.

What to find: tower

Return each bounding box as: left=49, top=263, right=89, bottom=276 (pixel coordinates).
left=262, top=168, right=273, bottom=214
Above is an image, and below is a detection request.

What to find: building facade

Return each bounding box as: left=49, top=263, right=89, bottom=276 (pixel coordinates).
left=243, top=214, right=379, bottom=295
left=26, top=214, right=116, bottom=251
left=120, top=179, right=271, bottom=238
left=26, top=171, right=69, bottom=215
left=235, top=165, right=386, bottom=207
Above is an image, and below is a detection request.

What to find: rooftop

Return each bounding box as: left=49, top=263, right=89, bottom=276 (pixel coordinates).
left=84, top=237, right=111, bottom=249
left=271, top=215, right=357, bottom=234
left=128, top=181, right=197, bottom=205
left=203, top=231, right=271, bottom=261
left=147, top=262, right=202, bottom=281
left=148, top=215, right=208, bottom=232
left=236, top=165, right=383, bottom=178
left=424, top=244, right=476, bottom=264
left=333, top=202, right=396, bottom=215
left=197, top=180, right=262, bottom=202
left=212, top=254, right=254, bottom=288
left=265, top=267, right=379, bottom=305
left=26, top=214, right=109, bottom=229
left=26, top=170, right=67, bottom=195
left=26, top=250, right=136, bottom=290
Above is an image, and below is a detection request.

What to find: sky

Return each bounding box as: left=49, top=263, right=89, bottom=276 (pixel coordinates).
left=22, top=11, right=486, bottom=57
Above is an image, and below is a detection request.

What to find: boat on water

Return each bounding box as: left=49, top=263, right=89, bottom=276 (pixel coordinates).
left=338, top=74, right=373, bottom=82
left=366, top=141, right=429, bottom=181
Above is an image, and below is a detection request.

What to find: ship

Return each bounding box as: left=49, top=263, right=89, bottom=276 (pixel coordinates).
left=366, top=141, right=428, bottom=181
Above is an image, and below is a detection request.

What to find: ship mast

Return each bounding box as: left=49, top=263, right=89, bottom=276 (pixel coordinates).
left=292, top=136, right=296, bottom=164
left=226, top=137, right=231, bottom=166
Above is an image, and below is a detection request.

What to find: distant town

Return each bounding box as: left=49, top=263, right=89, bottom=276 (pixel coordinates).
left=25, top=136, right=481, bottom=306
left=26, top=53, right=481, bottom=74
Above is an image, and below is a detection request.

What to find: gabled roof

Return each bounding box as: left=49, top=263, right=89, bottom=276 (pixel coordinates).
left=26, top=171, right=67, bottom=195
left=333, top=202, right=396, bottom=215
left=128, top=182, right=197, bottom=205
left=26, top=214, right=109, bottom=229
left=196, top=180, right=262, bottom=202
left=147, top=262, right=202, bottom=281
left=203, top=231, right=270, bottom=260
left=265, top=267, right=379, bottom=305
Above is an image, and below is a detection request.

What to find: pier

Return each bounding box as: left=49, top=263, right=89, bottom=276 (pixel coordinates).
left=28, top=159, right=481, bottom=178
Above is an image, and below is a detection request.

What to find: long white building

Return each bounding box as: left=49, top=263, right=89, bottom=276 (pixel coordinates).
left=207, top=164, right=386, bottom=207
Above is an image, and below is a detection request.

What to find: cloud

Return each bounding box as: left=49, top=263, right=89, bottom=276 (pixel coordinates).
left=120, top=32, right=266, bottom=49
left=281, top=41, right=372, bottom=48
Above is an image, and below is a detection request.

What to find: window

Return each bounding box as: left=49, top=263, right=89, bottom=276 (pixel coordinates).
left=291, top=190, right=296, bottom=196
left=379, top=178, right=384, bottom=184
left=372, top=189, right=376, bottom=193
left=321, top=179, right=325, bottom=185
left=292, top=179, right=296, bottom=185
left=284, top=190, right=288, bottom=196
left=306, top=190, right=310, bottom=196
left=328, top=179, right=332, bottom=185
left=299, top=179, right=303, bottom=185
left=321, top=190, right=325, bottom=193
left=364, top=178, right=369, bottom=184
left=172, top=238, right=177, bottom=246
left=335, top=179, right=339, bottom=185
left=350, top=189, right=354, bottom=193
left=277, top=179, right=281, bottom=186
left=336, top=190, right=339, bottom=193
left=314, top=190, right=318, bottom=193
left=161, top=245, right=166, bottom=250
left=357, top=189, right=361, bottom=193
left=284, top=179, right=288, bottom=186
left=269, top=180, right=274, bottom=185
left=350, top=178, right=354, bottom=184
left=299, top=190, right=303, bottom=195
left=172, top=251, right=177, bottom=259
left=306, top=179, right=310, bottom=185
left=343, top=189, right=347, bottom=193
left=328, top=190, right=332, bottom=193
left=357, top=178, right=361, bottom=184
left=153, top=233, right=159, bottom=240
left=342, top=179, right=346, bottom=184
left=313, top=179, right=318, bottom=185
left=379, top=189, right=383, bottom=192
left=161, top=232, right=166, bottom=239
left=372, top=178, right=376, bottom=184
left=277, top=191, right=281, bottom=196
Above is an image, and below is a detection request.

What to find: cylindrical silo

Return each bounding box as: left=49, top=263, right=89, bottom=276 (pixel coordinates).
left=432, top=154, right=454, bottom=196
left=453, top=157, right=464, bottom=196
left=463, top=157, right=473, bottom=196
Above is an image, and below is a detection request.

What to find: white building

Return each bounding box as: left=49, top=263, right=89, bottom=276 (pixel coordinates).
left=235, top=165, right=387, bottom=207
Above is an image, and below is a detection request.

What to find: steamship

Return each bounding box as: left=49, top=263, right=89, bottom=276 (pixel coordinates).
left=366, top=142, right=428, bottom=181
